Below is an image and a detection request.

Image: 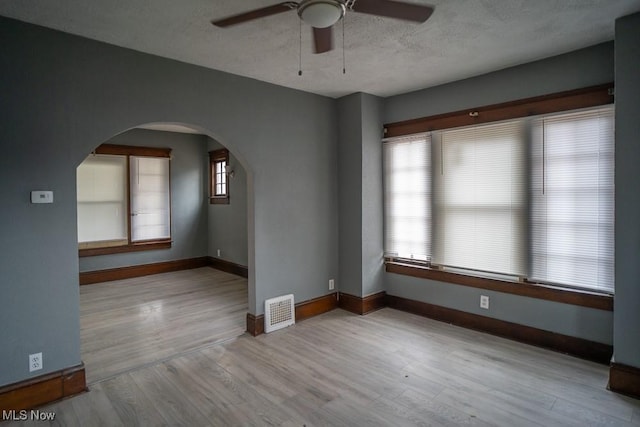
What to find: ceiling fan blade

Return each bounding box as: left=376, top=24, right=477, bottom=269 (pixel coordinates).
left=313, top=26, right=334, bottom=54
left=351, top=0, right=434, bottom=23
left=211, top=2, right=298, bottom=28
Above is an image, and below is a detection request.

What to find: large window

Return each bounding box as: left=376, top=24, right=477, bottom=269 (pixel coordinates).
left=383, top=105, right=614, bottom=294
left=77, top=144, right=172, bottom=256
left=383, top=135, right=431, bottom=261
left=530, top=108, right=614, bottom=293
left=434, top=120, right=526, bottom=276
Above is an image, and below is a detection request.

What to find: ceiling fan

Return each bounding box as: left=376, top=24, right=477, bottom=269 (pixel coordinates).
left=211, top=0, right=434, bottom=54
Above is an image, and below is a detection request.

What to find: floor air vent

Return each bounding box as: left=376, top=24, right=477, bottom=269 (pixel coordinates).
left=264, top=294, right=295, bottom=333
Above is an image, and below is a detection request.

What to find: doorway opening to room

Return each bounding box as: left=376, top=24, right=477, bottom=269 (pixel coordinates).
left=76, top=123, right=250, bottom=384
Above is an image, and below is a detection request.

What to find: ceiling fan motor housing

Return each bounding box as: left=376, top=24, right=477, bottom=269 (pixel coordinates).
left=297, top=0, right=346, bottom=28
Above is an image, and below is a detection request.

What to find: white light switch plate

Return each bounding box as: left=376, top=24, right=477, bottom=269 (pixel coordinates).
left=31, top=191, right=53, bottom=204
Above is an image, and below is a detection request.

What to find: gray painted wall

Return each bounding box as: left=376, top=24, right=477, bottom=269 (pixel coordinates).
left=0, top=17, right=337, bottom=387
left=614, top=12, right=640, bottom=368
left=208, top=138, right=248, bottom=267
left=337, top=93, right=384, bottom=297
left=79, top=129, right=209, bottom=272
left=337, top=94, right=363, bottom=296
left=384, top=42, right=614, bottom=124
left=386, top=274, right=612, bottom=343
left=360, top=94, right=385, bottom=297
left=382, top=42, right=616, bottom=344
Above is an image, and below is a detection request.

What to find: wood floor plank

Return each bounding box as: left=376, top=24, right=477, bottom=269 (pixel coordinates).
left=99, top=372, right=168, bottom=426
left=446, top=346, right=634, bottom=420
left=369, top=394, right=455, bottom=427
left=68, top=383, right=123, bottom=427
left=392, top=388, right=495, bottom=427
left=255, top=333, right=383, bottom=406
left=551, top=396, right=635, bottom=426
left=128, top=365, right=212, bottom=426
left=157, top=358, right=248, bottom=426
left=434, top=387, right=546, bottom=427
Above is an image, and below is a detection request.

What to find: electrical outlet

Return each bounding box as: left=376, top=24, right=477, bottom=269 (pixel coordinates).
left=480, top=295, right=489, bottom=310
left=329, top=279, right=335, bottom=290
left=216, top=249, right=221, bottom=257
left=29, top=352, right=43, bottom=372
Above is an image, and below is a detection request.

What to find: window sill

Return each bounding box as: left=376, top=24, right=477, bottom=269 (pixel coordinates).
left=79, top=240, right=171, bottom=257
left=385, top=261, right=613, bottom=311
left=210, top=196, right=229, bottom=205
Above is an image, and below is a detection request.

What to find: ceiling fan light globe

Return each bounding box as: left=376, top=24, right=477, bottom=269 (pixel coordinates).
left=298, top=0, right=345, bottom=28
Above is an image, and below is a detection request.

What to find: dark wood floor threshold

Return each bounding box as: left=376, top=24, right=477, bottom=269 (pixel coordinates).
left=608, top=363, right=640, bottom=399
left=0, top=364, right=86, bottom=412
left=208, top=257, right=249, bottom=278
left=79, top=257, right=210, bottom=285
left=385, top=294, right=612, bottom=365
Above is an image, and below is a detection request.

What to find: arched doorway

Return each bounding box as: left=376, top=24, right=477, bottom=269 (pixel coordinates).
left=76, top=123, right=251, bottom=383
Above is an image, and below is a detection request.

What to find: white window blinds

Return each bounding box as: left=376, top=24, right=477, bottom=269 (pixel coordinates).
left=77, top=155, right=128, bottom=244
left=433, top=120, right=526, bottom=276
left=530, top=106, right=614, bottom=293
left=382, top=105, right=614, bottom=293
left=130, top=156, right=171, bottom=242
left=383, top=135, right=431, bottom=261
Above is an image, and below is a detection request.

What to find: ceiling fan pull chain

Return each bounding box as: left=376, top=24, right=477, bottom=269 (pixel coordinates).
left=342, top=14, right=346, bottom=74
left=298, top=18, right=303, bottom=76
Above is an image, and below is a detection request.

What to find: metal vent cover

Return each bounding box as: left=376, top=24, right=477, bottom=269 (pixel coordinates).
left=264, top=294, right=295, bottom=333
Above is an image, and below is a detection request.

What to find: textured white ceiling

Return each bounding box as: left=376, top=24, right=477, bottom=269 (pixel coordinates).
left=1, top=0, right=639, bottom=98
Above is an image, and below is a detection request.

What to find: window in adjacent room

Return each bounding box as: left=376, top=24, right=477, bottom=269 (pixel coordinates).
left=209, top=148, right=230, bottom=204
left=129, top=156, right=171, bottom=242
left=77, top=144, right=172, bottom=256
left=77, top=154, right=128, bottom=248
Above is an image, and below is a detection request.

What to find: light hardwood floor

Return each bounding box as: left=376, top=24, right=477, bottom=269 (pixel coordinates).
left=6, top=290, right=640, bottom=426
left=80, top=267, right=248, bottom=383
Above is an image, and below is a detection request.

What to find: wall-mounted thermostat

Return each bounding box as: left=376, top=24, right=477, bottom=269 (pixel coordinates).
left=31, top=191, right=54, bottom=204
